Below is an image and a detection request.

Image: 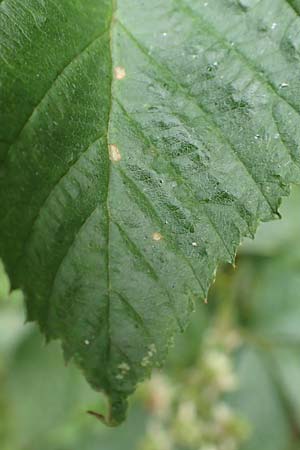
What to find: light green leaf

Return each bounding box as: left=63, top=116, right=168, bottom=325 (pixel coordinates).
left=204, top=192, right=300, bottom=450
left=1, top=0, right=300, bottom=424
left=229, top=250, right=300, bottom=450
left=0, top=260, right=23, bottom=303
left=0, top=260, right=11, bottom=302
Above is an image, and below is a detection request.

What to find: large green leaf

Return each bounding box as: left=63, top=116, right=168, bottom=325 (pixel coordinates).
left=1, top=0, right=300, bottom=424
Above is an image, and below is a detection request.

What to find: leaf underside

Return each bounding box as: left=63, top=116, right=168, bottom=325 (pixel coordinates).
left=1, top=0, right=300, bottom=425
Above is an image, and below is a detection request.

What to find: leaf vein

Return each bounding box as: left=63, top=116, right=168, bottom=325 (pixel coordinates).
left=118, top=167, right=207, bottom=298
left=176, top=0, right=300, bottom=117
left=116, top=99, right=235, bottom=262
left=15, top=135, right=104, bottom=276
left=117, top=20, right=278, bottom=215
left=5, top=29, right=108, bottom=160
left=114, top=221, right=184, bottom=331
left=113, top=290, right=152, bottom=338
left=47, top=205, right=101, bottom=313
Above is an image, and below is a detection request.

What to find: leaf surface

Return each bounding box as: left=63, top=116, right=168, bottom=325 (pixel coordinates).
left=1, top=0, right=300, bottom=424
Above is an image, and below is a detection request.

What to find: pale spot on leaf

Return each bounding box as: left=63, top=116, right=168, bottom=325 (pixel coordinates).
left=152, top=232, right=163, bottom=241
left=109, top=144, right=121, bottom=162
left=114, top=66, right=126, bottom=80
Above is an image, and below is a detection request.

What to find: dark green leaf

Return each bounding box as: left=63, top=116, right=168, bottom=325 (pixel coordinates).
left=1, top=0, right=300, bottom=424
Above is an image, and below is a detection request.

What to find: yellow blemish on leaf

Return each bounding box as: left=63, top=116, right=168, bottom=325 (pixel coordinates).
left=152, top=232, right=163, bottom=241
left=114, top=66, right=126, bottom=80
left=109, top=144, right=121, bottom=162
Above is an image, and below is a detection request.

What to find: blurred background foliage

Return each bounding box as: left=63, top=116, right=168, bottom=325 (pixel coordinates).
left=1, top=186, right=300, bottom=450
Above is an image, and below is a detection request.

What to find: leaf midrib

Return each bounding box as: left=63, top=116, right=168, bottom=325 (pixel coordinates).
left=104, top=0, right=117, bottom=390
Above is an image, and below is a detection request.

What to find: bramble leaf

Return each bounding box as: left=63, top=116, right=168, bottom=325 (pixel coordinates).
left=1, top=0, right=300, bottom=424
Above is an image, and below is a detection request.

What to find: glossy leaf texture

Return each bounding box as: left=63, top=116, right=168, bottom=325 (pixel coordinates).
left=1, top=0, right=300, bottom=425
